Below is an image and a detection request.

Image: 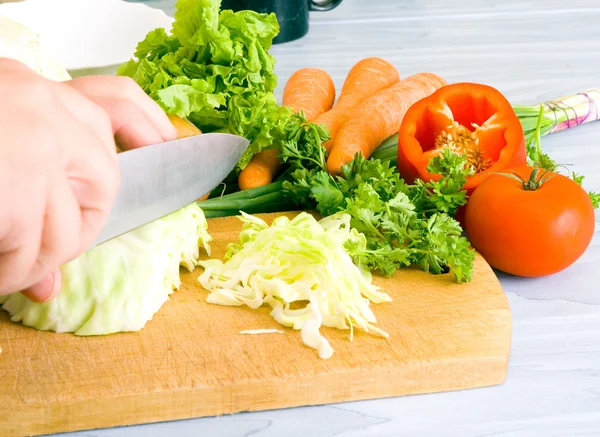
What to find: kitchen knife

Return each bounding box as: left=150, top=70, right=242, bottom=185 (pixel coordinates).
left=90, top=132, right=250, bottom=249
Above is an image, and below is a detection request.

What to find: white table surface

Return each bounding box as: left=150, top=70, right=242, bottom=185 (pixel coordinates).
left=56, top=1, right=600, bottom=436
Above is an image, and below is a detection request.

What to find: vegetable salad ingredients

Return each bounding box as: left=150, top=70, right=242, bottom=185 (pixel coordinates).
left=397, top=82, right=527, bottom=195
left=282, top=120, right=476, bottom=282
left=464, top=165, right=595, bottom=277
left=118, top=0, right=291, bottom=169
left=327, top=72, right=447, bottom=175
left=197, top=212, right=392, bottom=359
left=514, top=100, right=600, bottom=208
left=0, top=204, right=212, bottom=335
left=313, top=57, right=400, bottom=152
left=238, top=68, right=336, bottom=190
left=202, top=109, right=476, bottom=282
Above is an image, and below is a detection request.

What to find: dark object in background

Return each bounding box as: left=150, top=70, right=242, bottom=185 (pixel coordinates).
left=220, top=0, right=343, bottom=44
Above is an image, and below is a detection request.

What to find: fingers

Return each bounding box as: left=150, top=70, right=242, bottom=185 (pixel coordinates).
left=0, top=90, right=118, bottom=297
left=0, top=71, right=156, bottom=302
left=63, top=119, right=120, bottom=253
left=96, top=96, right=167, bottom=149
left=0, top=116, right=47, bottom=295
left=0, top=117, right=116, bottom=296
left=67, top=75, right=177, bottom=150
left=0, top=207, right=44, bottom=295
left=46, top=87, right=120, bottom=254
left=34, top=171, right=82, bottom=274
left=54, top=81, right=117, bottom=161
left=20, top=270, right=62, bottom=303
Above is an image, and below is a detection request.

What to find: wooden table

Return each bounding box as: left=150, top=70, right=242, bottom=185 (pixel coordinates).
left=53, top=0, right=600, bottom=436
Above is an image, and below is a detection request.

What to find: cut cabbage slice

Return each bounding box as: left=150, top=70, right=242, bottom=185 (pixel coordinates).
left=0, top=204, right=212, bottom=335
left=198, top=211, right=392, bottom=359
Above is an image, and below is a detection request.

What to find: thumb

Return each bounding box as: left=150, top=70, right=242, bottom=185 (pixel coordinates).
left=21, top=270, right=62, bottom=303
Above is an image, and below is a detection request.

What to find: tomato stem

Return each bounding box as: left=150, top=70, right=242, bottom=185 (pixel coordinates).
left=487, top=163, right=554, bottom=191
left=521, top=165, right=553, bottom=190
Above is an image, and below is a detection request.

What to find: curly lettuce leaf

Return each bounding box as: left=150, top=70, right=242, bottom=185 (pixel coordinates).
left=117, top=0, right=285, bottom=169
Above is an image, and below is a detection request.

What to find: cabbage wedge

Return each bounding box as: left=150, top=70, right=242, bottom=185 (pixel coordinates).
left=0, top=204, right=212, bottom=335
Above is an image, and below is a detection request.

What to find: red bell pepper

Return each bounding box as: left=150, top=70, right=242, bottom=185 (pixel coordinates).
left=397, top=82, right=527, bottom=196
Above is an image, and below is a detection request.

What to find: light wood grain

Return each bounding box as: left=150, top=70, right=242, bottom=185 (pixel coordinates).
left=0, top=212, right=511, bottom=437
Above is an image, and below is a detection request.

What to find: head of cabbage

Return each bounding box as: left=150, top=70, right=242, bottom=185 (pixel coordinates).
left=0, top=204, right=212, bottom=335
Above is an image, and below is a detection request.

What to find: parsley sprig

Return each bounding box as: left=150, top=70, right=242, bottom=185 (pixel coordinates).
left=280, top=117, right=475, bottom=283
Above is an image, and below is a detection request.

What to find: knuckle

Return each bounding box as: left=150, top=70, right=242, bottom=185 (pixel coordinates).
left=10, top=77, right=55, bottom=112
left=115, top=75, right=142, bottom=97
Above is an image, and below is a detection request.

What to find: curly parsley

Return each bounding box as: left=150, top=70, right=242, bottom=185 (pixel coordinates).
left=280, top=122, right=476, bottom=283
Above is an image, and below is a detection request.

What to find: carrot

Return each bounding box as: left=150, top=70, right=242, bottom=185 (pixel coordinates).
left=238, top=148, right=281, bottom=191
left=238, top=68, right=336, bottom=190
left=283, top=68, right=336, bottom=121
left=169, top=114, right=202, bottom=138
left=313, top=57, right=400, bottom=152
left=326, top=72, right=447, bottom=175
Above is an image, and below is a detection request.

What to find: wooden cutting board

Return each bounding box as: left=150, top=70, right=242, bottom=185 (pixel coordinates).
left=0, top=211, right=512, bottom=437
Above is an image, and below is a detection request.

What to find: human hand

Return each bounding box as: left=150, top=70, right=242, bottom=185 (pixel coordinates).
left=0, top=58, right=176, bottom=302
left=66, top=75, right=177, bottom=150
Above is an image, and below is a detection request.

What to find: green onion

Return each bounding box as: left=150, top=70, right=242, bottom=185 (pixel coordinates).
left=372, top=89, right=600, bottom=165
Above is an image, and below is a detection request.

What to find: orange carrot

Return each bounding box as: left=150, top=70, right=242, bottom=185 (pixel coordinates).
left=238, top=148, right=281, bottom=191
left=169, top=114, right=202, bottom=138
left=238, top=68, right=336, bottom=190
left=326, top=72, right=447, bottom=175
left=313, top=57, right=400, bottom=152
left=283, top=68, right=336, bottom=121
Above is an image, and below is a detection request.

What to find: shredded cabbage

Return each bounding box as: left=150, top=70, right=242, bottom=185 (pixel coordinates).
left=198, top=211, right=392, bottom=359
left=0, top=204, right=212, bottom=335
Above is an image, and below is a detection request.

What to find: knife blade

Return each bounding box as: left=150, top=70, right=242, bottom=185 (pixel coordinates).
left=90, top=132, right=249, bottom=249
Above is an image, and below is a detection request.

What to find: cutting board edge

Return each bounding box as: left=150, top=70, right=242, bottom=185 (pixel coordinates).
left=3, top=352, right=510, bottom=437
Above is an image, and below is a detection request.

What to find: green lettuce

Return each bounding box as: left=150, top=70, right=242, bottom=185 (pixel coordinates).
left=0, top=204, right=212, bottom=336
left=117, top=0, right=290, bottom=169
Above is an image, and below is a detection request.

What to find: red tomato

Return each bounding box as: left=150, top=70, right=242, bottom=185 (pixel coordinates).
left=464, top=165, right=596, bottom=277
